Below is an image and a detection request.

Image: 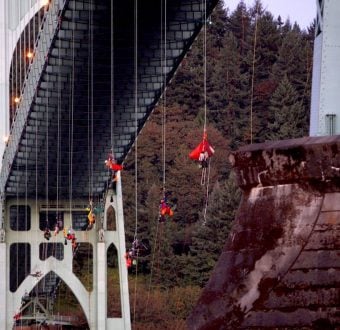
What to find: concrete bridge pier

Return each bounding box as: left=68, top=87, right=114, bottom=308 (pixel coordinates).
left=1, top=171, right=130, bottom=329
left=188, top=136, right=340, bottom=329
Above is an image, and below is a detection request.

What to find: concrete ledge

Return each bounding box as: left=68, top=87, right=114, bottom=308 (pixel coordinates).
left=229, top=135, right=340, bottom=190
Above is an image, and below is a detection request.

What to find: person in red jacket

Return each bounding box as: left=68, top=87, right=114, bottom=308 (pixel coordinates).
left=125, top=251, right=133, bottom=268
left=189, top=131, right=215, bottom=185
left=105, top=153, right=123, bottom=184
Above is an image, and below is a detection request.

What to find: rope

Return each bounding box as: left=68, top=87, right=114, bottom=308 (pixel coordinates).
left=55, top=10, right=62, bottom=316
left=201, top=0, right=211, bottom=225
left=203, top=0, right=207, bottom=132
left=69, top=0, right=75, bottom=220
left=202, top=159, right=211, bottom=225
left=111, top=0, right=115, bottom=154
left=133, top=0, right=138, bottom=242
left=162, top=0, right=167, bottom=193
left=133, top=0, right=139, bottom=324
left=145, top=0, right=168, bottom=319
left=249, top=8, right=259, bottom=144
left=86, top=0, right=94, bottom=226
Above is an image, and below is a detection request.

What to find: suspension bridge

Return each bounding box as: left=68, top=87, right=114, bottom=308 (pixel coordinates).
left=0, top=0, right=218, bottom=328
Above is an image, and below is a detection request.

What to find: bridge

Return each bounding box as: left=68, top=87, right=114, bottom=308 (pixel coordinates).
left=0, top=0, right=218, bottom=328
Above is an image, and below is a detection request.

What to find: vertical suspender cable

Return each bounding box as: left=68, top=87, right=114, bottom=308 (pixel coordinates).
left=203, top=0, right=207, bottom=133
left=90, top=0, right=94, bottom=202
left=88, top=0, right=94, bottom=204
left=56, top=12, right=62, bottom=313
left=134, top=0, right=138, bottom=243
left=249, top=7, right=258, bottom=144
left=202, top=0, right=211, bottom=226
left=69, top=3, right=75, bottom=220
left=133, top=0, right=139, bottom=323
left=110, top=0, right=115, bottom=153
left=162, top=0, right=167, bottom=194
left=145, top=0, right=167, bottom=316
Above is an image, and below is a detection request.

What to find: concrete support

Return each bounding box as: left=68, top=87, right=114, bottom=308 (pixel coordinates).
left=0, top=243, right=6, bottom=327
left=97, top=242, right=107, bottom=329
left=188, top=136, right=340, bottom=329
left=3, top=171, right=131, bottom=328
left=0, top=0, right=9, bottom=163
left=103, top=171, right=131, bottom=329
left=115, top=172, right=131, bottom=330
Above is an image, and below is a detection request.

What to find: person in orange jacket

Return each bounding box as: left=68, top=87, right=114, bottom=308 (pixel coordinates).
left=158, top=192, right=175, bottom=222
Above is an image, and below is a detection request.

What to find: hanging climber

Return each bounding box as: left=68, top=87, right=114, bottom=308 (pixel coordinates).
left=158, top=193, right=174, bottom=223
left=63, top=228, right=68, bottom=245
left=189, top=130, right=215, bottom=185
left=67, top=227, right=75, bottom=241
left=189, top=130, right=215, bottom=164
left=54, top=224, right=59, bottom=236
left=44, top=228, right=51, bottom=240
left=54, top=213, right=63, bottom=236
left=71, top=236, right=77, bottom=251
left=130, top=238, right=149, bottom=257
left=86, top=200, right=96, bottom=229
left=124, top=251, right=133, bottom=268
left=105, top=153, right=123, bottom=185
left=87, top=210, right=96, bottom=228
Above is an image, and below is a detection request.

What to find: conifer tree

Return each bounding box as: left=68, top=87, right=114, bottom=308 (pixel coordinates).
left=185, top=174, right=241, bottom=286
left=266, top=75, right=307, bottom=140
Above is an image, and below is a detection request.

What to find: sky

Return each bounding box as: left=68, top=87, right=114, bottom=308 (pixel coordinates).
left=224, top=0, right=316, bottom=30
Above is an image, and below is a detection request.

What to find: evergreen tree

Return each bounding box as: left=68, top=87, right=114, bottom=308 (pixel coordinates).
left=266, top=74, right=307, bottom=140
left=184, top=174, right=241, bottom=286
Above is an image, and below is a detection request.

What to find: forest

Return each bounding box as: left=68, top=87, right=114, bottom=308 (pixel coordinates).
left=119, top=0, right=314, bottom=328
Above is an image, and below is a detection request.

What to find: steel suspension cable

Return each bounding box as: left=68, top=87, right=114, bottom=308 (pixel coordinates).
left=69, top=3, right=75, bottom=219
left=162, top=0, right=167, bottom=194
left=203, top=0, right=207, bottom=133
left=133, top=0, right=139, bottom=324
left=250, top=7, right=259, bottom=144
left=145, top=0, right=167, bottom=316
left=87, top=0, right=94, bottom=206
left=110, top=0, right=115, bottom=155
left=202, top=0, right=211, bottom=226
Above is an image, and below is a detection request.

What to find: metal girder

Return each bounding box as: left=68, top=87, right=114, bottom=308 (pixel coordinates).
left=2, top=0, right=219, bottom=200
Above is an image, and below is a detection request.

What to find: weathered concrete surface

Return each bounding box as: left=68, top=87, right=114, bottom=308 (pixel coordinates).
left=187, top=136, right=340, bottom=330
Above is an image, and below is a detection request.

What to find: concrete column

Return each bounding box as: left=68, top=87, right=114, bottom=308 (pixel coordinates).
left=189, top=136, right=340, bottom=329
left=0, top=243, right=6, bottom=327
left=97, top=242, right=107, bottom=329
left=0, top=0, right=9, bottom=163
left=115, top=172, right=131, bottom=330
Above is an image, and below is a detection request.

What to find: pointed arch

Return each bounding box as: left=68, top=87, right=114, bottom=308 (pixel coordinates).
left=14, top=258, right=90, bottom=324
left=107, top=204, right=116, bottom=231
left=107, top=243, right=122, bottom=317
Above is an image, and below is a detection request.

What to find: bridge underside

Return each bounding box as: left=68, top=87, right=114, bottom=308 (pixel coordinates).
left=2, top=0, right=218, bottom=200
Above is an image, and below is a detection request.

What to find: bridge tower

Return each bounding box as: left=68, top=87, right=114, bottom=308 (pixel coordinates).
left=4, top=173, right=130, bottom=329
left=310, top=0, right=340, bottom=136
left=0, top=1, right=131, bottom=328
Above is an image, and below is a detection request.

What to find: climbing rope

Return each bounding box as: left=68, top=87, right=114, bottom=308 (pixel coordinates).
left=202, top=0, right=211, bottom=225
left=132, top=0, right=139, bottom=323
left=249, top=6, right=259, bottom=144
left=145, top=0, right=168, bottom=318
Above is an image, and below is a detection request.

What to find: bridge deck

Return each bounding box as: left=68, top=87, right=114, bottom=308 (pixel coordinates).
left=1, top=0, right=218, bottom=200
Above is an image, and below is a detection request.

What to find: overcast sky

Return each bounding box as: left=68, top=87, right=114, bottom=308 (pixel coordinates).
left=224, top=0, right=316, bottom=30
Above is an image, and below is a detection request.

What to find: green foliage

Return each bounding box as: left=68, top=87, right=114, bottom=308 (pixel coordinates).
left=120, top=0, right=313, bottom=325
left=266, top=74, right=307, bottom=140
